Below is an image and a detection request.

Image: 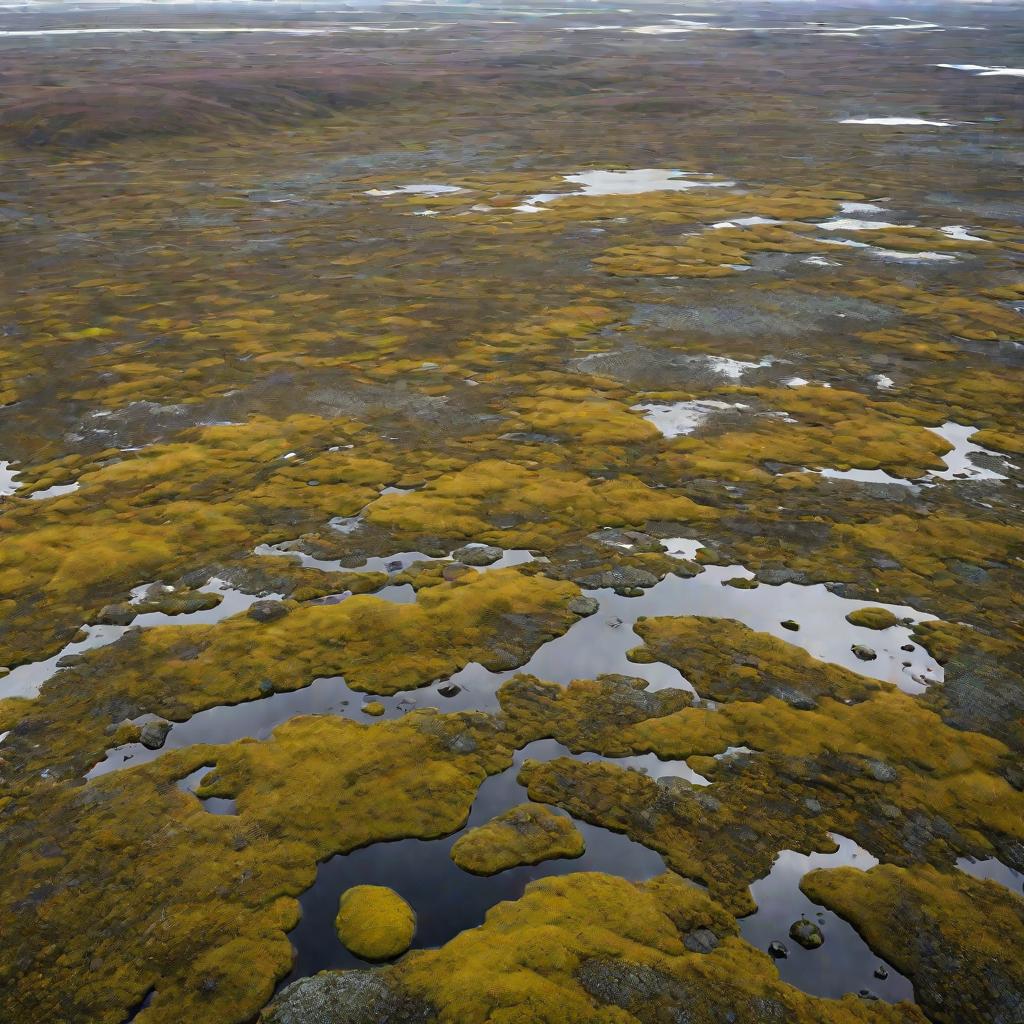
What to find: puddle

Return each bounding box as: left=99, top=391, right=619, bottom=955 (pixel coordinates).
left=280, top=738, right=670, bottom=983
left=441, top=562, right=941, bottom=706
left=0, top=460, right=20, bottom=496
left=935, top=63, right=1024, bottom=78
left=0, top=579, right=278, bottom=701
left=516, top=169, right=734, bottom=212
left=812, top=422, right=1014, bottom=488
left=175, top=765, right=237, bottom=815
left=86, top=676, right=374, bottom=779
left=701, top=355, right=774, bottom=379
left=839, top=202, right=889, bottom=215
left=632, top=399, right=742, bottom=437
left=740, top=835, right=914, bottom=1003
left=926, top=422, right=1012, bottom=481
left=711, top=217, right=784, bottom=229
left=941, top=225, right=985, bottom=242
left=821, top=237, right=957, bottom=263
left=818, top=218, right=901, bottom=231
left=28, top=481, right=80, bottom=500
left=956, top=856, right=1024, bottom=895
left=87, top=549, right=940, bottom=778
left=815, top=468, right=916, bottom=487
left=839, top=117, right=954, bottom=127
left=254, top=541, right=535, bottom=576
left=365, top=184, right=463, bottom=197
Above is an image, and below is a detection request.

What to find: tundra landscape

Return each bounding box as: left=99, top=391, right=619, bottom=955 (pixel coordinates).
left=0, top=1, right=1022, bottom=1022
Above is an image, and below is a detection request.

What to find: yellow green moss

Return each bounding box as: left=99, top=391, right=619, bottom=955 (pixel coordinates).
left=335, top=885, right=416, bottom=960
left=450, top=803, right=584, bottom=875
left=801, top=864, right=1024, bottom=1024
left=845, top=607, right=901, bottom=630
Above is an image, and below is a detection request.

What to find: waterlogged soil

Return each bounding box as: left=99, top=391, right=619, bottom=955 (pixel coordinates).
left=0, top=1, right=1023, bottom=1023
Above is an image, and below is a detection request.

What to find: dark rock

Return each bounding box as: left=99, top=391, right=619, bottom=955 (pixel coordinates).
left=139, top=720, right=172, bottom=750
left=874, top=966, right=889, bottom=980
left=852, top=644, right=877, bottom=662
left=870, top=556, right=901, bottom=571
left=97, top=603, right=138, bottom=626
left=758, top=569, right=808, bottom=586
left=767, top=940, right=789, bottom=959
left=772, top=687, right=817, bottom=711
left=683, top=927, right=719, bottom=954
left=789, top=918, right=824, bottom=949
left=258, top=679, right=274, bottom=697
left=568, top=595, right=599, bottom=617
left=248, top=600, right=289, bottom=623
left=866, top=759, right=898, bottom=783
left=437, top=684, right=461, bottom=698
left=441, top=562, right=472, bottom=581
left=580, top=566, right=659, bottom=591
left=452, top=544, right=503, bottom=566
left=263, top=970, right=434, bottom=1024
left=577, top=956, right=689, bottom=1010
left=780, top=620, right=800, bottom=632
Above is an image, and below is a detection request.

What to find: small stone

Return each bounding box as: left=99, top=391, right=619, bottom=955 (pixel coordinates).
left=452, top=544, right=503, bottom=566
left=386, top=560, right=404, bottom=572
left=858, top=990, right=879, bottom=1001
left=97, top=603, right=137, bottom=626
left=362, top=701, right=385, bottom=717
left=767, top=940, right=789, bottom=959
left=684, top=928, right=720, bottom=954
left=901, top=644, right=915, bottom=652
left=780, top=620, right=800, bottom=631
left=437, top=684, right=461, bottom=698
left=139, top=720, right=172, bottom=750
left=789, top=918, right=824, bottom=950
left=441, top=563, right=472, bottom=581
left=568, top=595, right=599, bottom=617
left=874, top=966, right=889, bottom=980
left=804, top=797, right=823, bottom=815
left=248, top=600, right=289, bottom=623
left=258, top=679, right=274, bottom=697
left=447, top=731, right=478, bottom=755
left=867, top=759, right=898, bottom=783
left=851, top=644, right=877, bottom=662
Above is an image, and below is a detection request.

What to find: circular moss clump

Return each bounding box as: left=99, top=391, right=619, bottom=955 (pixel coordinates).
left=335, top=885, right=415, bottom=961
left=845, top=607, right=899, bottom=630
left=362, top=701, right=385, bottom=717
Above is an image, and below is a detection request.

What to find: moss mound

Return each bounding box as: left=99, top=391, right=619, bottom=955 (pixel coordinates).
left=336, top=885, right=416, bottom=961
left=450, top=802, right=584, bottom=875
left=845, top=607, right=900, bottom=630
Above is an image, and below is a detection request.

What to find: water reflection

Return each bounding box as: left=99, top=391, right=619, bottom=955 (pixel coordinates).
left=741, top=835, right=914, bottom=1003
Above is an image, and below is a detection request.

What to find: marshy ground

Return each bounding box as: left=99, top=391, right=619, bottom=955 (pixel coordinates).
left=0, top=1, right=1022, bottom=1022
